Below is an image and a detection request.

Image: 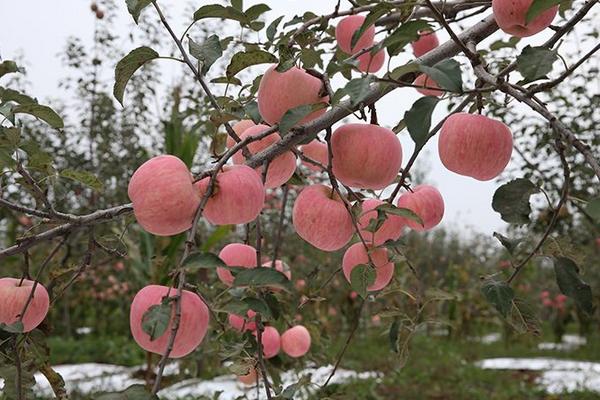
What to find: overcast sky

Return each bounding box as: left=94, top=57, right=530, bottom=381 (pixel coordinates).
left=0, top=0, right=580, bottom=236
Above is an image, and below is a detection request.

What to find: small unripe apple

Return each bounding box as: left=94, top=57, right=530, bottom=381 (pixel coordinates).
left=129, top=285, right=209, bottom=358
left=257, top=65, right=329, bottom=126
left=228, top=310, right=257, bottom=332
left=128, top=155, right=200, bottom=236
left=492, top=0, right=558, bottom=37
left=0, top=278, right=49, bottom=332
left=342, top=243, right=395, bottom=292
left=292, top=184, right=353, bottom=251
left=196, top=165, right=265, bottom=225
left=357, top=48, right=385, bottom=73
left=299, top=140, right=329, bottom=172
left=411, top=31, right=439, bottom=57
left=281, top=325, right=311, bottom=358
left=396, top=185, right=444, bottom=231
left=439, top=113, right=513, bottom=181
left=217, top=243, right=257, bottom=286
left=335, top=15, right=375, bottom=54
left=231, top=124, right=297, bottom=189
left=331, top=123, right=402, bottom=190
left=413, top=74, right=443, bottom=97
left=256, top=326, right=281, bottom=359
left=358, top=199, right=403, bottom=246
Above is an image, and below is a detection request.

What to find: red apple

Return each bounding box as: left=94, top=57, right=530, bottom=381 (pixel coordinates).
left=342, top=243, right=394, bottom=292
left=226, top=119, right=257, bottom=149
left=331, top=123, right=402, bottom=190
left=492, top=0, right=558, bottom=37
left=358, top=199, right=403, bottom=246
left=256, top=326, right=281, bottom=359
left=299, top=140, right=329, bottom=172
left=411, top=31, right=439, bottom=57
left=228, top=310, right=257, bottom=332
left=335, top=15, right=376, bottom=54
left=413, top=74, right=443, bottom=97
left=439, top=112, right=513, bottom=181
left=217, top=243, right=257, bottom=286
left=357, top=48, right=386, bottom=73
left=0, top=278, right=49, bottom=332
left=129, top=285, right=209, bottom=358
left=396, top=185, right=444, bottom=231
left=292, top=184, right=353, bottom=251
left=281, top=325, right=311, bottom=358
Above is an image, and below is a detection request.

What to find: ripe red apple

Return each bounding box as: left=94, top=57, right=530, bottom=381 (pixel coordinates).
left=217, top=243, right=257, bottom=286
left=358, top=199, right=403, bottom=246
left=292, top=184, right=353, bottom=251
left=226, top=119, right=257, bottom=149
left=492, top=0, right=558, bottom=37
left=263, top=260, right=292, bottom=280
left=231, top=124, right=297, bottom=189
left=331, top=123, right=402, bottom=190
left=439, top=113, right=513, bottom=181
left=0, top=278, right=49, bottom=332
left=281, top=325, right=311, bottom=358
left=335, top=15, right=375, bottom=54
left=256, top=326, right=281, bottom=359
left=128, top=155, right=200, bottom=236
left=129, top=285, right=209, bottom=358
left=411, top=31, right=439, bottom=57
left=413, top=74, right=443, bottom=97
left=257, top=65, right=329, bottom=126
left=228, top=310, right=257, bottom=332
left=357, top=48, right=385, bottom=73
left=396, top=185, right=444, bottom=231
left=196, top=165, right=265, bottom=225
left=299, top=140, right=329, bottom=172
left=342, top=243, right=395, bottom=292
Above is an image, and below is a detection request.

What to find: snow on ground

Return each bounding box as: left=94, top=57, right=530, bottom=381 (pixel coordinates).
left=477, top=358, right=600, bottom=394
left=537, top=334, right=587, bottom=351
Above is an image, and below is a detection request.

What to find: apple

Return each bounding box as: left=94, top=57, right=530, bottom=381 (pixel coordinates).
left=238, top=367, right=259, bottom=386
left=342, top=243, right=395, bottom=292
left=299, top=140, right=329, bottom=172
left=411, top=30, right=439, bottom=57
left=335, top=15, right=376, bottom=54
left=257, top=65, right=329, bottom=126
left=292, top=184, right=353, bottom=251
left=231, top=124, right=297, bottom=189
left=196, top=165, right=265, bottom=225
left=129, top=285, right=209, bottom=358
left=439, top=112, right=513, bottom=181
left=226, top=119, right=257, bottom=149
left=256, top=325, right=281, bottom=359
left=263, top=260, right=292, bottom=280
left=396, top=185, right=444, bottom=231
left=281, top=325, right=311, bottom=358
left=357, top=48, right=386, bottom=73
left=331, top=123, right=402, bottom=190
left=358, top=199, right=404, bottom=246
left=413, top=74, right=443, bottom=97
left=217, top=243, right=257, bottom=286
left=492, top=0, right=558, bottom=37
left=128, top=155, right=200, bottom=236
left=228, top=310, right=257, bottom=332
left=0, top=278, right=49, bottom=332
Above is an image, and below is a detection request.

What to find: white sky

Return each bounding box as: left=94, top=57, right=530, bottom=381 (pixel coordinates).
left=0, top=0, right=579, bottom=236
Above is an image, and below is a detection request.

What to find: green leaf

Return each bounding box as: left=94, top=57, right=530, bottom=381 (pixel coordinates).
left=404, top=96, right=439, bottom=148
left=419, top=59, right=462, bottom=93
left=189, top=35, right=223, bottom=75
left=350, top=3, right=393, bottom=50
left=287, top=171, right=306, bottom=186
left=585, top=197, right=600, bottom=222
left=516, top=46, right=558, bottom=81
left=226, top=50, right=277, bottom=78
left=276, top=44, right=296, bottom=73
left=182, top=252, right=226, bottom=272
left=388, top=61, right=420, bottom=81
left=0, top=60, right=20, bottom=78
left=279, top=103, right=326, bottom=135
left=383, top=20, right=432, bottom=56
left=113, top=46, right=159, bottom=106
left=60, top=169, right=104, bottom=191
left=0, top=126, right=21, bottom=150
left=340, top=76, right=374, bottom=106
left=0, top=87, right=36, bottom=104
left=481, top=280, right=514, bottom=317
left=193, top=4, right=248, bottom=23
left=553, top=256, right=594, bottom=315
left=389, top=318, right=400, bottom=353
left=243, top=297, right=272, bottom=319
left=231, top=0, right=243, bottom=10
left=97, top=384, right=158, bottom=400
left=125, top=0, right=152, bottom=23
left=493, top=232, right=521, bottom=255
left=526, top=0, right=561, bottom=23
left=375, top=203, right=424, bottom=226
left=266, top=15, right=284, bottom=42
left=141, top=301, right=172, bottom=341
left=233, top=267, right=292, bottom=291
left=492, top=178, right=540, bottom=224
left=0, top=321, right=24, bottom=333
left=12, top=103, right=64, bottom=129
left=245, top=4, right=270, bottom=20
left=350, top=264, right=376, bottom=298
